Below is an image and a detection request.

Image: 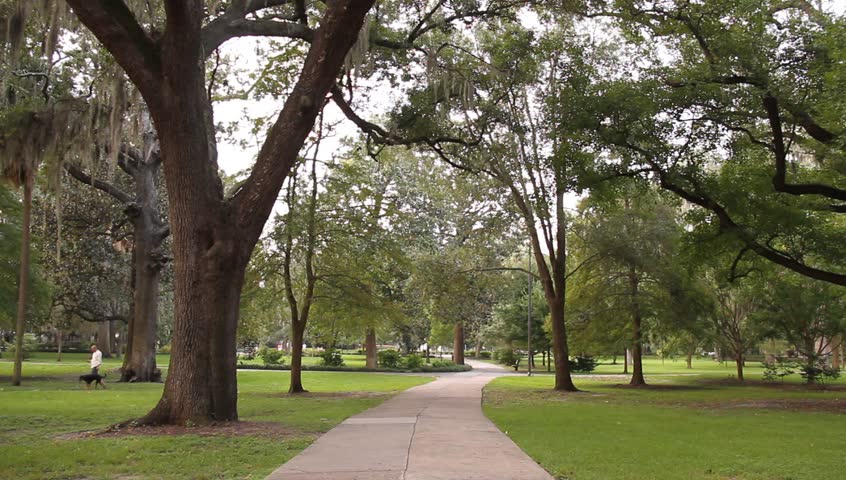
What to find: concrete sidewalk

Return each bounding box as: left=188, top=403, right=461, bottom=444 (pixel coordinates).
left=265, top=360, right=552, bottom=480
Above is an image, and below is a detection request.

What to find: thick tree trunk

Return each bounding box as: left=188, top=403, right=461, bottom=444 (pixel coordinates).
left=453, top=322, right=465, bottom=365
left=289, top=321, right=307, bottom=394
left=686, top=351, right=693, bottom=369
left=629, top=270, right=646, bottom=386
left=624, top=349, right=629, bottom=374
left=365, top=328, right=377, bottom=369
left=138, top=212, right=247, bottom=424
left=833, top=336, right=842, bottom=370
left=12, top=174, right=32, bottom=387
left=735, top=353, right=744, bottom=381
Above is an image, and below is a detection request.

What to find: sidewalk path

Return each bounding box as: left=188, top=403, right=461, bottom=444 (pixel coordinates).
left=265, top=359, right=552, bottom=480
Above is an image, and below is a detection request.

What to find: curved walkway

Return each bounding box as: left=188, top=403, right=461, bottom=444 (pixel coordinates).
left=265, top=359, right=552, bottom=480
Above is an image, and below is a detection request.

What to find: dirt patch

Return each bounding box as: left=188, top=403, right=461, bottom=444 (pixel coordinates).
left=56, top=421, right=302, bottom=441
left=691, top=398, right=846, bottom=414
left=259, top=391, right=391, bottom=399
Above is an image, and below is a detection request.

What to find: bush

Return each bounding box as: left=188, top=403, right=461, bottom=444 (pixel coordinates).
left=159, top=344, right=172, bottom=354
left=431, top=359, right=456, bottom=368
left=800, top=360, right=842, bottom=385
left=763, top=357, right=798, bottom=383
left=404, top=354, right=423, bottom=369
left=7, top=333, right=39, bottom=360
left=494, top=349, right=518, bottom=366
left=258, top=346, right=285, bottom=366
left=478, top=351, right=492, bottom=359
left=377, top=349, right=402, bottom=369
left=320, top=349, right=345, bottom=367
left=569, top=355, right=599, bottom=373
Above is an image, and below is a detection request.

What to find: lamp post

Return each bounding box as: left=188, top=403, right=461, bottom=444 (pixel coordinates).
left=527, top=242, right=533, bottom=377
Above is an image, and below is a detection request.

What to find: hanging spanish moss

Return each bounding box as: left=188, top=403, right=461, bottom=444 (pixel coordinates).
left=344, top=15, right=371, bottom=78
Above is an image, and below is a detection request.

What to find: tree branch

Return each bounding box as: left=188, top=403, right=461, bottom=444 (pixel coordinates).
left=64, top=163, right=133, bottom=204
left=65, top=1, right=162, bottom=108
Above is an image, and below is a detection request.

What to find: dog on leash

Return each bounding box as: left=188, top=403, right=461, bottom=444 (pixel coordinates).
left=79, top=373, right=107, bottom=390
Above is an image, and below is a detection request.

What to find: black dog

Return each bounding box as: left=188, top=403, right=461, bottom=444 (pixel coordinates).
left=79, top=373, right=107, bottom=390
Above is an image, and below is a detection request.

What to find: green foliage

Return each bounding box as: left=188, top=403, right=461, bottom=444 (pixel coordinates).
left=568, top=355, right=599, bottom=373
left=377, top=349, right=402, bottom=369
left=493, top=349, right=518, bottom=366
left=431, top=359, right=456, bottom=368
left=257, top=346, right=285, bottom=366
left=799, top=361, right=842, bottom=385
left=403, top=353, right=423, bottom=369
left=7, top=333, right=38, bottom=360
left=319, top=349, right=345, bottom=367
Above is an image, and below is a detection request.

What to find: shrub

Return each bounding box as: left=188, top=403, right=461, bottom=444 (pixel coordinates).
left=320, top=349, right=345, bottom=367
left=478, top=351, right=492, bottom=359
left=377, top=349, right=402, bottom=368
left=159, top=344, right=172, bottom=354
left=800, top=360, right=842, bottom=385
left=569, top=355, right=599, bottom=373
left=258, top=346, right=285, bottom=366
left=404, top=354, right=423, bottom=369
left=431, top=359, right=455, bottom=368
left=494, top=349, right=518, bottom=366
left=7, top=333, right=39, bottom=360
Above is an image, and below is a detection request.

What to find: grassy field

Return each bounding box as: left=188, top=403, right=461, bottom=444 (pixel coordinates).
left=0, top=356, right=432, bottom=479
left=484, top=357, right=845, bottom=480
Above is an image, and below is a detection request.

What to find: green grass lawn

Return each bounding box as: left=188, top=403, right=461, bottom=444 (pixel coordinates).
left=0, top=357, right=432, bottom=479
left=484, top=369, right=845, bottom=480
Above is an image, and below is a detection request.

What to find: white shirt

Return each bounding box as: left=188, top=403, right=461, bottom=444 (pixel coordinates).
left=91, top=350, right=102, bottom=369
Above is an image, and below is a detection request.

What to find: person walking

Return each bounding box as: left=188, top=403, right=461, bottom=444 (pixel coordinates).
left=90, top=344, right=102, bottom=375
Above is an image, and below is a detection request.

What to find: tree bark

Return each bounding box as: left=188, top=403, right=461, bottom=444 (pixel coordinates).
left=453, top=322, right=465, bottom=365
left=121, top=152, right=166, bottom=383
left=628, top=269, right=646, bottom=386
left=624, top=349, right=629, bottom=374
left=735, top=353, right=745, bottom=381
left=474, top=339, right=483, bottom=359
left=686, top=351, right=693, bottom=369
left=98, top=321, right=113, bottom=358
left=12, top=173, right=32, bottom=387
left=365, top=328, right=377, bottom=369
left=289, top=321, right=307, bottom=394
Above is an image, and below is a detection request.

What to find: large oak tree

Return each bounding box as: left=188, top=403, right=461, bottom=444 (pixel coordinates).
left=64, top=0, right=374, bottom=424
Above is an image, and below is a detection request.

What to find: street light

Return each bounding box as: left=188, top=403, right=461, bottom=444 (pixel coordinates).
left=527, top=242, right=533, bottom=377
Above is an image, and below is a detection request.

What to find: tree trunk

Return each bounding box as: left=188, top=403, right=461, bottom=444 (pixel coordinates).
left=548, top=302, right=577, bottom=390
left=474, top=339, right=483, bottom=359
left=289, top=321, right=307, bottom=394
left=735, top=353, right=745, bottom=381
left=98, top=321, right=112, bottom=358
left=56, top=328, right=63, bottom=362
left=12, top=173, right=32, bottom=387
left=686, top=351, right=693, bottom=369
left=136, top=202, right=247, bottom=424
left=629, top=270, right=646, bottom=386
left=453, top=322, right=465, bottom=365
left=365, top=328, right=377, bottom=369
left=624, top=349, right=629, bottom=374
left=833, top=336, right=842, bottom=370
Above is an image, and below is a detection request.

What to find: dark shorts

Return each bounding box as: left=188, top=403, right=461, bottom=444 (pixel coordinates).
left=91, top=367, right=99, bottom=375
